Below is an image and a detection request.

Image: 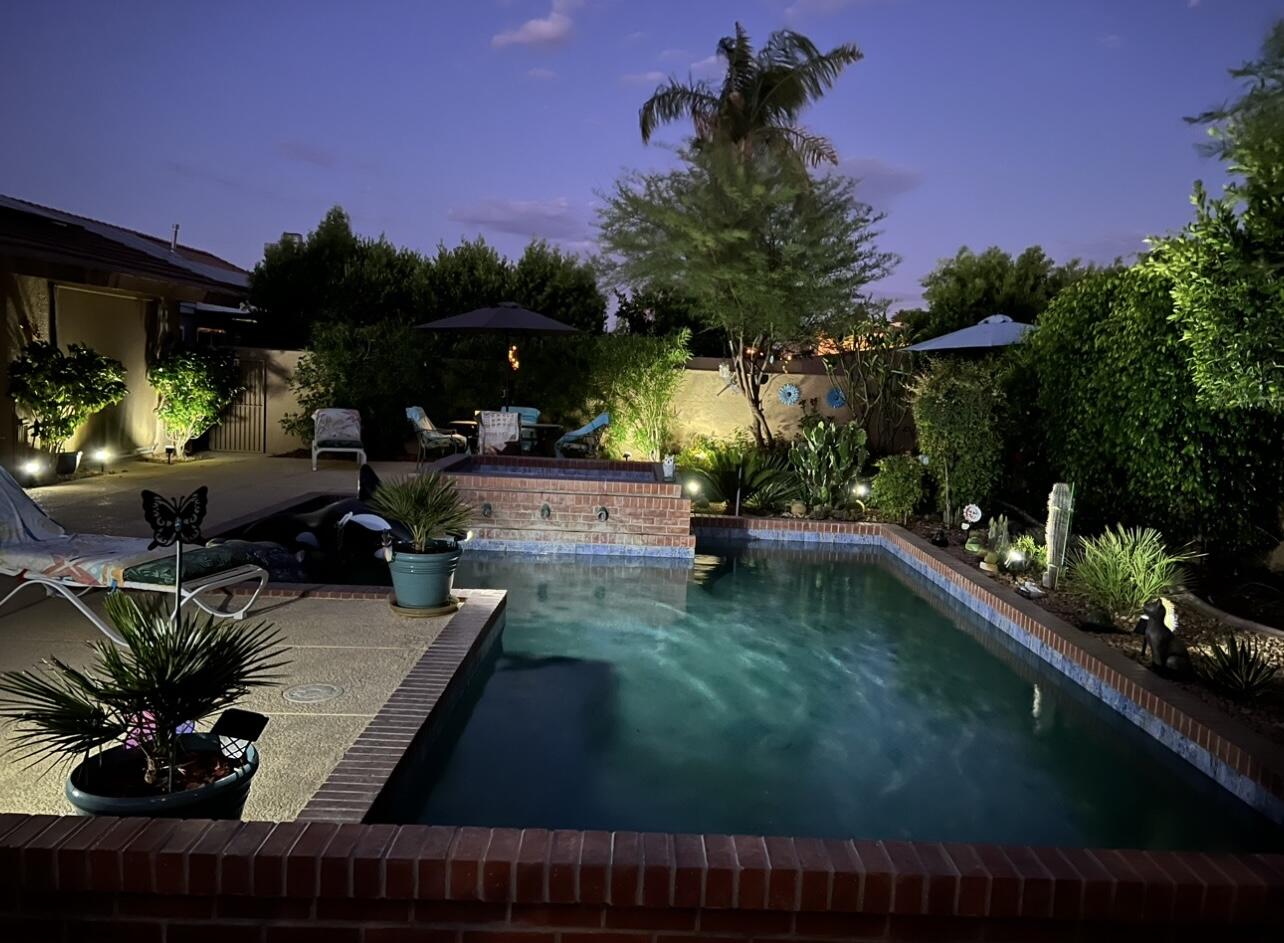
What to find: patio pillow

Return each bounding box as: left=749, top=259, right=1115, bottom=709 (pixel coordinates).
left=122, top=543, right=258, bottom=586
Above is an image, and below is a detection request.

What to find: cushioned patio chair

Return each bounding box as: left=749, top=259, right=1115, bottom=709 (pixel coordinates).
left=406, top=406, right=468, bottom=470
left=477, top=410, right=521, bottom=455
left=555, top=412, right=610, bottom=458
left=501, top=405, right=541, bottom=453
left=312, top=408, right=366, bottom=470
left=0, top=467, right=268, bottom=645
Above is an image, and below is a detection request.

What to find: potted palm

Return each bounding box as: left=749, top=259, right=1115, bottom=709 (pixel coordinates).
left=0, top=594, right=286, bottom=818
left=369, top=471, right=472, bottom=609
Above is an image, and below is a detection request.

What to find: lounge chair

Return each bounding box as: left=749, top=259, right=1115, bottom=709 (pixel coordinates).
left=555, top=412, right=610, bottom=458
left=406, top=407, right=468, bottom=470
left=477, top=410, right=521, bottom=455
left=0, top=467, right=268, bottom=645
left=501, top=405, right=541, bottom=453
left=311, top=408, right=366, bottom=470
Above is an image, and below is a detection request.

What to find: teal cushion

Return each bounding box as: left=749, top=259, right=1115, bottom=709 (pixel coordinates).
left=122, top=544, right=255, bottom=586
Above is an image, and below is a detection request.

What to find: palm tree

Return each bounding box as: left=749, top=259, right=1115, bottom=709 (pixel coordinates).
left=639, top=23, right=862, bottom=168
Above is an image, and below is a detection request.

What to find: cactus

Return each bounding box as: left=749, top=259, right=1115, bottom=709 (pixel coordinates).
left=987, top=514, right=1010, bottom=556
left=1043, top=482, right=1075, bottom=589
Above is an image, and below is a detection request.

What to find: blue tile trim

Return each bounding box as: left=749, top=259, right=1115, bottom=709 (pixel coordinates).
left=464, top=537, right=694, bottom=559
left=694, top=523, right=1284, bottom=826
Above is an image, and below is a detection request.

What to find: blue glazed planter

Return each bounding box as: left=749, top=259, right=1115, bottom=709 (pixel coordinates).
left=388, top=545, right=461, bottom=608
left=66, top=733, right=258, bottom=819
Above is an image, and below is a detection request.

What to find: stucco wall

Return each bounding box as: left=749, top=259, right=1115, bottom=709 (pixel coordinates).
left=55, top=285, right=161, bottom=454
left=668, top=368, right=853, bottom=449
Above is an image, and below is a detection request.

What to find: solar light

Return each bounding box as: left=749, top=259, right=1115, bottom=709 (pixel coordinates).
left=686, top=479, right=702, bottom=495
left=165, top=445, right=176, bottom=465
left=21, top=459, right=42, bottom=479
left=1006, top=549, right=1026, bottom=569
left=93, top=448, right=111, bottom=463
left=852, top=482, right=870, bottom=499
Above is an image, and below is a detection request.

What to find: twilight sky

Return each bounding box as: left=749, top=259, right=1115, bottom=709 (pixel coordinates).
left=2, top=0, right=1278, bottom=307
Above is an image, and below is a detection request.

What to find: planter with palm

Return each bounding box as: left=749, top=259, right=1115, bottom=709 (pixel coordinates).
left=0, top=594, right=286, bottom=818
left=369, top=472, right=472, bottom=609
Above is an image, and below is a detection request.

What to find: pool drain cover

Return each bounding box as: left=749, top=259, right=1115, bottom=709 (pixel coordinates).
left=283, top=683, right=343, bottom=704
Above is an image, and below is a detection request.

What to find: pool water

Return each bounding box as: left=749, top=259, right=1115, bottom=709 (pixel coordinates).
left=377, top=542, right=1281, bottom=850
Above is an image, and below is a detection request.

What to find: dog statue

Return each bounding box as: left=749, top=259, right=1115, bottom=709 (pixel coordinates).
left=1134, top=597, right=1192, bottom=678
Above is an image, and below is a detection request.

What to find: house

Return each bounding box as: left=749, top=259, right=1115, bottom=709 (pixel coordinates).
left=0, top=194, right=249, bottom=469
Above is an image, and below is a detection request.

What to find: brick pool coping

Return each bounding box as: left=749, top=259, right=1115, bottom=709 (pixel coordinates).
left=3, top=525, right=1284, bottom=937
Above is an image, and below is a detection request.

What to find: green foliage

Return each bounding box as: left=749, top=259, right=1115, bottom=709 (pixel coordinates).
left=148, top=349, right=242, bottom=458
left=908, top=359, right=1005, bottom=525
left=987, top=514, right=1011, bottom=556
left=511, top=240, right=607, bottom=334
left=821, top=306, right=914, bottom=449
left=869, top=454, right=924, bottom=524
left=1068, top=526, right=1194, bottom=625
left=896, top=245, right=1091, bottom=342
left=1201, top=634, right=1279, bottom=700
left=683, top=440, right=798, bottom=512
left=639, top=23, right=864, bottom=168
left=598, top=144, right=895, bottom=444
left=0, top=594, right=286, bottom=789
left=7, top=341, right=127, bottom=453
left=1010, top=533, right=1049, bottom=572
left=1148, top=22, right=1284, bottom=412
left=614, top=288, right=723, bottom=355
left=590, top=330, right=691, bottom=460
left=369, top=472, right=472, bottom=553
left=1026, top=265, right=1284, bottom=552
left=281, top=319, right=429, bottom=456
left=789, top=419, right=868, bottom=507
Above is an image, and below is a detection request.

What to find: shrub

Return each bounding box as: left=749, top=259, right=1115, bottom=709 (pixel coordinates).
left=592, top=330, right=691, bottom=461
left=790, top=419, right=868, bottom=508
left=7, top=341, right=127, bottom=453
left=908, top=359, right=1005, bottom=526
left=870, top=454, right=924, bottom=523
left=1027, top=266, right=1284, bottom=553
left=1201, top=634, right=1279, bottom=701
left=1009, top=533, right=1048, bottom=572
left=684, top=440, right=798, bottom=511
left=281, top=319, right=429, bottom=456
left=148, top=349, right=242, bottom=458
left=368, top=472, right=472, bottom=552
left=1068, top=525, right=1194, bottom=624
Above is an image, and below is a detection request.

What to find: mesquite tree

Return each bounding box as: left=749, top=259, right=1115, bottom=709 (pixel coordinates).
left=598, top=146, right=895, bottom=446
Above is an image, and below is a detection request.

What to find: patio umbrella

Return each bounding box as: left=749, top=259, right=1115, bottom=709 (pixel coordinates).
left=415, top=301, right=580, bottom=404
left=907, top=314, right=1034, bottom=352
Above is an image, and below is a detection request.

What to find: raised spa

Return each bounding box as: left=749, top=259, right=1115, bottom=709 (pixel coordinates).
left=368, top=541, right=1282, bottom=851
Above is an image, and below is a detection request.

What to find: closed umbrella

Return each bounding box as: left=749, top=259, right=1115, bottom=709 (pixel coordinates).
left=907, top=314, right=1034, bottom=352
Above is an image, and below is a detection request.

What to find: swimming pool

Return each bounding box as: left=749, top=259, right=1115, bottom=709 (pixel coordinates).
left=370, top=540, right=1281, bottom=851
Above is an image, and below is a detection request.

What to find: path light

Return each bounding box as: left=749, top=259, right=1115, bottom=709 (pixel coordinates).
left=21, top=458, right=42, bottom=482
left=1006, top=548, right=1026, bottom=568
left=852, top=481, right=870, bottom=499
left=685, top=478, right=702, bottom=496
left=93, top=447, right=111, bottom=472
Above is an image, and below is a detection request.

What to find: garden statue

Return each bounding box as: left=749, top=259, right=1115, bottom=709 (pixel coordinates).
left=1043, top=483, right=1075, bottom=589
left=1134, top=597, right=1193, bottom=678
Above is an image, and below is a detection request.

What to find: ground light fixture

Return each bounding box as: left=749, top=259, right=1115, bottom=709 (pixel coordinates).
left=20, top=458, right=43, bottom=483
left=93, top=447, right=111, bottom=472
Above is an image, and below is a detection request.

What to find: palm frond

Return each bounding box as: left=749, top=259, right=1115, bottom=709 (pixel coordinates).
left=768, top=126, right=839, bottom=167
left=640, top=82, right=720, bottom=142
left=369, top=472, right=473, bottom=551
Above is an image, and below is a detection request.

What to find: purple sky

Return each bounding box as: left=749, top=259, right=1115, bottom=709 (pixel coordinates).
left=2, top=0, right=1277, bottom=307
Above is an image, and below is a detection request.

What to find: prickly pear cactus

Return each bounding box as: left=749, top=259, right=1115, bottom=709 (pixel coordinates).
left=1043, top=483, right=1074, bottom=589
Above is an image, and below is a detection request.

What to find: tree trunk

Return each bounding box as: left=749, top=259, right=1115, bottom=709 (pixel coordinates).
left=729, top=333, right=774, bottom=448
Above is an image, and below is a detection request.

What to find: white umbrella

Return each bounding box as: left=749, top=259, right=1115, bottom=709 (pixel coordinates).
left=907, top=314, right=1034, bottom=352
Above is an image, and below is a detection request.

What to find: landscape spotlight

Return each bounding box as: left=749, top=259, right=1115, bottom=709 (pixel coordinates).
left=685, top=479, right=702, bottom=495
left=852, top=481, right=870, bottom=499
left=93, top=447, right=111, bottom=471
left=21, top=459, right=42, bottom=479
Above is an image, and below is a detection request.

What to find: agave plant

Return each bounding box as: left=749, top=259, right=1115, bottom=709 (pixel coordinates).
left=1201, top=635, right=1279, bottom=701
left=0, top=594, right=287, bottom=791
left=369, top=472, right=472, bottom=553
left=684, top=441, right=798, bottom=511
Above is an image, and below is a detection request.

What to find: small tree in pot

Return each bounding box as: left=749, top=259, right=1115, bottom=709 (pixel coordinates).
left=369, top=472, right=472, bottom=609
left=0, top=594, right=287, bottom=818
left=7, top=341, right=127, bottom=473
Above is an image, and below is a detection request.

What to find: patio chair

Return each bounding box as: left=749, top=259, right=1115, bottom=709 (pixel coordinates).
left=0, top=467, right=268, bottom=646
left=501, top=405, right=541, bottom=453
left=555, top=411, right=610, bottom=458
left=406, top=406, right=468, bottom=470
left=312, top=408, right=366, bottom=470
left=477, top=410, right=521, bottom=455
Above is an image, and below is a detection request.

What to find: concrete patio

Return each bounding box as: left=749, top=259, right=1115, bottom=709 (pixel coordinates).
left=0, top=454, right=454, bottom=821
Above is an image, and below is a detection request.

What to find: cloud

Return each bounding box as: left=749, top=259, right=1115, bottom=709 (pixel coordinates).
left=527, top=67, right=557, bottom=80
left=658, top=48, right=688, bottom=61
left=690, top=54, right=722, bottom=79
left=1188, top=0, right=1200, bottom=7
left=622, top=70, right=667, bottom=85
left=275, top=139, right=337, bottom=169
left=448, top=197, right=590, bottom=242
left=624, top=30, right=648, bottom=43
left=492, top=0, right=581, bottom=49
left=833, top=157, right=925, bottom=205
left=1098, top=33, right=1122, bottom=49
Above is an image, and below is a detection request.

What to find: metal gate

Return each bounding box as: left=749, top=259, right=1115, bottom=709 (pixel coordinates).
left=208, top=356, right=267, bottom=453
